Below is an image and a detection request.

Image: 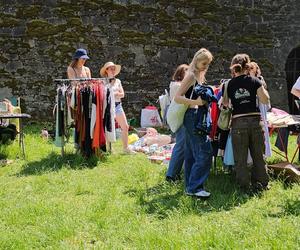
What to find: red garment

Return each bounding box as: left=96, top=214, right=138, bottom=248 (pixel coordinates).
left=210, top=88, right=220, bottom=139
left=92, top=83, right=106, bottom=148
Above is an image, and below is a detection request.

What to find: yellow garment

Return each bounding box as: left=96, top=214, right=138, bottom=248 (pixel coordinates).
left=128, top=133, right=139, bottom=144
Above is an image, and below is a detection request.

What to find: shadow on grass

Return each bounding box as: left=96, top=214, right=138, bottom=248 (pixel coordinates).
left=281, top=198, right=300, bottom=216
left=125, top=172, right=253, bottom=219
left=267, top=197, right=300, bottom=218
left=16, top=152, right=105, bottom=176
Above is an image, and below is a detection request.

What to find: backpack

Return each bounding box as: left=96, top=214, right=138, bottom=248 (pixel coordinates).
left=158, top=89, right=171, bottom=125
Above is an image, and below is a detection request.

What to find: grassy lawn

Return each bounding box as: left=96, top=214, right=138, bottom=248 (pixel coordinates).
left=0, top=125, right=299, bottom=249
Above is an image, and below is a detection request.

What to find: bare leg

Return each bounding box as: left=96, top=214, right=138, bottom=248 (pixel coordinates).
left=115, top=111, right=129, bottom=150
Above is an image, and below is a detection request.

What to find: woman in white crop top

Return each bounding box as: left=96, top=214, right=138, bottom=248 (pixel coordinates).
left=100, top=61, right=135, bottom=154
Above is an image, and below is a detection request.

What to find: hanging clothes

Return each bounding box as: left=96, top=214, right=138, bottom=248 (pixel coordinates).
left=54, top=78, right=113, bottom=157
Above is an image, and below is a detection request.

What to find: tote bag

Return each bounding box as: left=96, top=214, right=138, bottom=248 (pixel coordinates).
left=166, top=100, right=188, bottom=133
left=141, top=106, right=162, bottom=127
left=167, top=84, right=194, bottom=133
left=217, top=80, right=232, bottom=130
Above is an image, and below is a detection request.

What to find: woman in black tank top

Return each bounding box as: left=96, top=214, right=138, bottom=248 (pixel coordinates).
left=227, top=53, right=270, bottom=193
left=67, top=48, right=91, bottom=79
left=174, top=48, right=214, bottom=198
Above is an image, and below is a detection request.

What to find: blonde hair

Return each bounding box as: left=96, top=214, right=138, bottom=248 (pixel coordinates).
left=192, top=48, right=213, bottom=66
left=190, top=48, right=213, bottom=83
left=249, top=61, right=261, bottom=76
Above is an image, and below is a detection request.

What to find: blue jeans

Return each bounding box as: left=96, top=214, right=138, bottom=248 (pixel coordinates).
left=184, top=108, right=212, bottom=193
left=166, top=126, right=185, bottom=179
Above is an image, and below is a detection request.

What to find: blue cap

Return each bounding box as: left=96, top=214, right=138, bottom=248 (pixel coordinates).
left=73, top=48, right=89, bottom=59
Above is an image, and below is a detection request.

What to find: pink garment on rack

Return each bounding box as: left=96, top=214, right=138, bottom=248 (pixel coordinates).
left=271, top=108, right=289, bottom=116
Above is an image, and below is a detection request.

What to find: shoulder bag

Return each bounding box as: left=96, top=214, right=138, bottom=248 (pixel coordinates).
left=167, top=84, right=194, bottom=133
left=217, top=80, right=232, bottom=130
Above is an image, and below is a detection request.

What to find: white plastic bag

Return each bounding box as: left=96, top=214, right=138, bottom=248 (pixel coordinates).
left=141, top=106, right=162, bottom=127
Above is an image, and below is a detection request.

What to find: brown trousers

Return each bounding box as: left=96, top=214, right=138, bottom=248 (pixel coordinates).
left=231, top=116, right=269, bottom=189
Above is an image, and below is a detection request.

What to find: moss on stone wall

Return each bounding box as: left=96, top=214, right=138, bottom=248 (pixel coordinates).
left=156, top=10, right=173, bottom=24
left=67, top=18, right=83, bottom=27
left=16, top=5, right=41, bottom=18
left=81, top=0, right=101, bottom=10
left=26, top=20, right=66, bottom=38
left=233, top=34, right=273, bottom=47
left=201, top=12, right=224, bottom=23
left=121, top=30, right=152, bottom=44
left=0, top=15, right=20, bottom=27
left=216, top=49, right=234, bottom=59
left=45, top=43, right=75, bottom=64
left=159, top=39, right=181, bottom=47
left=174, top=11, right=190, bottom=23
left=0, top=68, right=9, bottom=76
left=189, top=24, right=212, bottom=37
left=258, top=58, right=275, bottom=71
left=0, top=38, right=30, bottom=54
left=58, top=31, right=79, bottom=43
left=54, top=3, right=81, bottom=18
left=159, top=0, right=221, bottom=12
left=0, top=55, right=9, bottom=63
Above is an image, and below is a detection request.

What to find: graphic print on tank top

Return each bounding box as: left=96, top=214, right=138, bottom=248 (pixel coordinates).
left=234, top=88, right=251, bottom=105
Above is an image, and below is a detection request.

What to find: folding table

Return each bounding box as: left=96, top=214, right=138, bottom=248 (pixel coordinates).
left=0, top=113, right=31, bottom=158
left=267, top=112, right=300, bottom=181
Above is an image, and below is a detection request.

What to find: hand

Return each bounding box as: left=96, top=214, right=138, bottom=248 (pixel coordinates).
left=194, top=97, right=206, bottom=106
left=115, top=91, right=123, bottom=98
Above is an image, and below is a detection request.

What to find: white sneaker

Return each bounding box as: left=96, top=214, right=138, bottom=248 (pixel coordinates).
left=186, top=190, right=211, bottom=198
left=194, top=190, right=211, bottom=198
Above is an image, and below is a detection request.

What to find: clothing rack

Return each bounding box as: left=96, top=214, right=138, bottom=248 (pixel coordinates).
left=54, top=78, right=111, bottom=84
left=54, top=77, right=113, bottom=156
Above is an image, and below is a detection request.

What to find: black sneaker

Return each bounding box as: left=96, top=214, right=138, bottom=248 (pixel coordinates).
left=165, top=176, right=176, bottom=182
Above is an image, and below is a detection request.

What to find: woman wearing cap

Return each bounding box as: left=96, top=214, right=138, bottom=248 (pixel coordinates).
left=67, top=48, right=91, bottom=79
left=100, top=62, right=135, bottom=154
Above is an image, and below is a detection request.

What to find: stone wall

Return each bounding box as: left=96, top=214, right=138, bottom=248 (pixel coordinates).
left=1, top=0, right=300, bottom=120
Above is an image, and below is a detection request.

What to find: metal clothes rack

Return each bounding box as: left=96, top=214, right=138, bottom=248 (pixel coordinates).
left=54, top=78, right=111, bottom=84
left=54, top=78, right=111, bottom=156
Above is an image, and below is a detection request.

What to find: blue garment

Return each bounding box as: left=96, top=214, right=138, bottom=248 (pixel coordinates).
left=166, top=126, right=185, bottom=179
left=115, top=102, right=124, bottom=115
left=183, top=108, right=213, bottom=193
left=195, top=106, right=212, bottom=135
left=193, top=85, right=217, bottom=103
left=224, top=133, right=235, bottom=166
left=193, top=85, right=217, bottom=135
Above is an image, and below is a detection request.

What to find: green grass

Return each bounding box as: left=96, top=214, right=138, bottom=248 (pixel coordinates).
left=0, top=125, right=299, bottom=249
